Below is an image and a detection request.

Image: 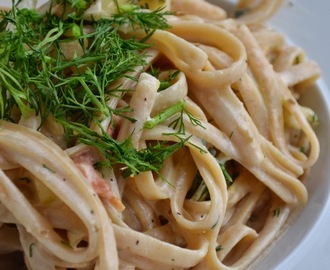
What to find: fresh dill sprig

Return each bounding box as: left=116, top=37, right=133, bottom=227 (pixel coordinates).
left=219, top=162, right=234, bottom=186
left=158, top=70, right=180, bottom=91
left=0, top=5, right=152, bottom=125
left=0, top=65, right=31, bottom=118
left=144, top=97, right=207, bottom=156
left=63, top=121, right=187, bottom=178
left=148, top=67, right=181, bottom=92
left=186, top=158, right=236, bottom=200
left=144, top=99, right=205, bottom=135
left=113, top=5, right=172, bottom=33
left=0, top=2, right=189, bottom=177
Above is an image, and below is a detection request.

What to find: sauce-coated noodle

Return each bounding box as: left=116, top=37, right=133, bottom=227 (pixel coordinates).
left=0, top=0, right=321, bottom=269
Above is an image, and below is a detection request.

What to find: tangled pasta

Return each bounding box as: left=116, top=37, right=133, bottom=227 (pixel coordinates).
left=0, top=0, right=321, bottom=269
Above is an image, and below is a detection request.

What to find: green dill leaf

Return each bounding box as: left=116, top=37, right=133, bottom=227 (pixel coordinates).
left=311, top=113, right=319, bottom=125
left=294, top=56, right=300, bottom=65
left=42, top=164, right=56, bottom=173
left=185, top=109, right=205, bottom=130
left=158, top=70, right=181, bottom=91
left=0, top=65, right=31, bottom=118
left=215, top=245, right=224, bottom=252
left=144, top=97, right=205, bottom=141
left=219, top=162, right=233, bottom=186
left=113, top=5, right=171, bottom=33
left=300, top=146, right=306, bottom=154
left=0, top=6, right=153, bottom=128
left=29, top=243, right=35, bottom=257
left=273, top=208, right=281, bottom=217
left=186, top=171, right=209, bottom=201
left=68, top=0, right=92, bottom=10
left=0, top=2, right=185, bottom=179
left=235, top=8, right=250, bottom=18
left=62, top=121, right=186, bottom=177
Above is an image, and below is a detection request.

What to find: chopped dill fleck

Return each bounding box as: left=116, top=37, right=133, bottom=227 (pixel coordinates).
left=235, top=8, right=250, bottom=18
left=273, top=208, right=281, bottom=217
left=215, top=245, right=224, bottom=252
left=29, top=243, right=36, bottom=257
left=42, top=164, right=56, bottom=173
left=19, top=177, right=31, bottom=183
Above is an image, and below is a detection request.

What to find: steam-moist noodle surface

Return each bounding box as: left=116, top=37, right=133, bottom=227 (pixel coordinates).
left=0, top=0, right=321, bottom=269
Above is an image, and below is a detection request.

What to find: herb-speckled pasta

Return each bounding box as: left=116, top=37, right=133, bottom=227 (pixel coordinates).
left=0, top=0, right=321, bottom=269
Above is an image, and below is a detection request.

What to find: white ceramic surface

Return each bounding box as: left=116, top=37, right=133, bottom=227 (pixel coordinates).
left=1, top=0, right=329, bottom=269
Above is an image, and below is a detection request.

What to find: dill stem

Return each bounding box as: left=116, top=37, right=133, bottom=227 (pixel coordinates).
left=219, top=162, right=233, bottom=186
left=143, top=99, right=185, bottom=129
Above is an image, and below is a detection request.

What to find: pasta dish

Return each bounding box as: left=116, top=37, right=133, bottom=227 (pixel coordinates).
left=0, top=0, right=321, bottom=269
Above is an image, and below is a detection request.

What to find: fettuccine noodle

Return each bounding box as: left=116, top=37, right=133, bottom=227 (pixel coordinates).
left=0, top=0, right=321, bottom=269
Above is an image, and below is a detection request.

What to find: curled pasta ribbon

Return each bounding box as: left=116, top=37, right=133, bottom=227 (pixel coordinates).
left=273, top=45, right=321, bottom=87
left=124, top=83, right=227, bottom=232
left=279, top=61, right=320, bottom=87
left=200, top=200, right=290, bottom=270
left=152, top=71, right=188, bottom=115
left=120, top=71, right=228, bottom=234
left=0, top=121, right=118, bottom=269
left=173, top=141, right=227, bottom=232
left=166, top=19, right=247, bottom=87
left=128, top=19, right=246, bottom=87
left=236, top=24, right=320, bottom=169
left=148, top=20, right=308, bottom=204
left=117, top=72, right=160, bottom=148
left=273, top=46, right=305, bottom=72
left=217, top=224, right=259, bottom=261
left=235, top=0, right=285, bottom=24
left=117, top=73, right=170, bottom=200
left=171, top=0, right=227, bottom=20
left=0, top=0, right=322, bottom=268
left=114, top=223, right=208, bottom=269
left=189, top=81, right=307, bottom=205
left=144, top=29, right=209, bottom=72
left=233, top=72, right=269, bottom=138
left=141, top=126, right=227, bottom=230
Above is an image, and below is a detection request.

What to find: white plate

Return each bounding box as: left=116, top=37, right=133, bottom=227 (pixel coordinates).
left=1, top=0, right=329, bottom=269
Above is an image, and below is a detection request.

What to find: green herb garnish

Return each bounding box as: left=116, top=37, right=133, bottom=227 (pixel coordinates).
left=0, top=2, right=193, bottom=178
left=215, top=245, right=224, bottom=252
left=64, top=121, right=187, bottom=178
left=273, top=208, right=281, bottom=217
